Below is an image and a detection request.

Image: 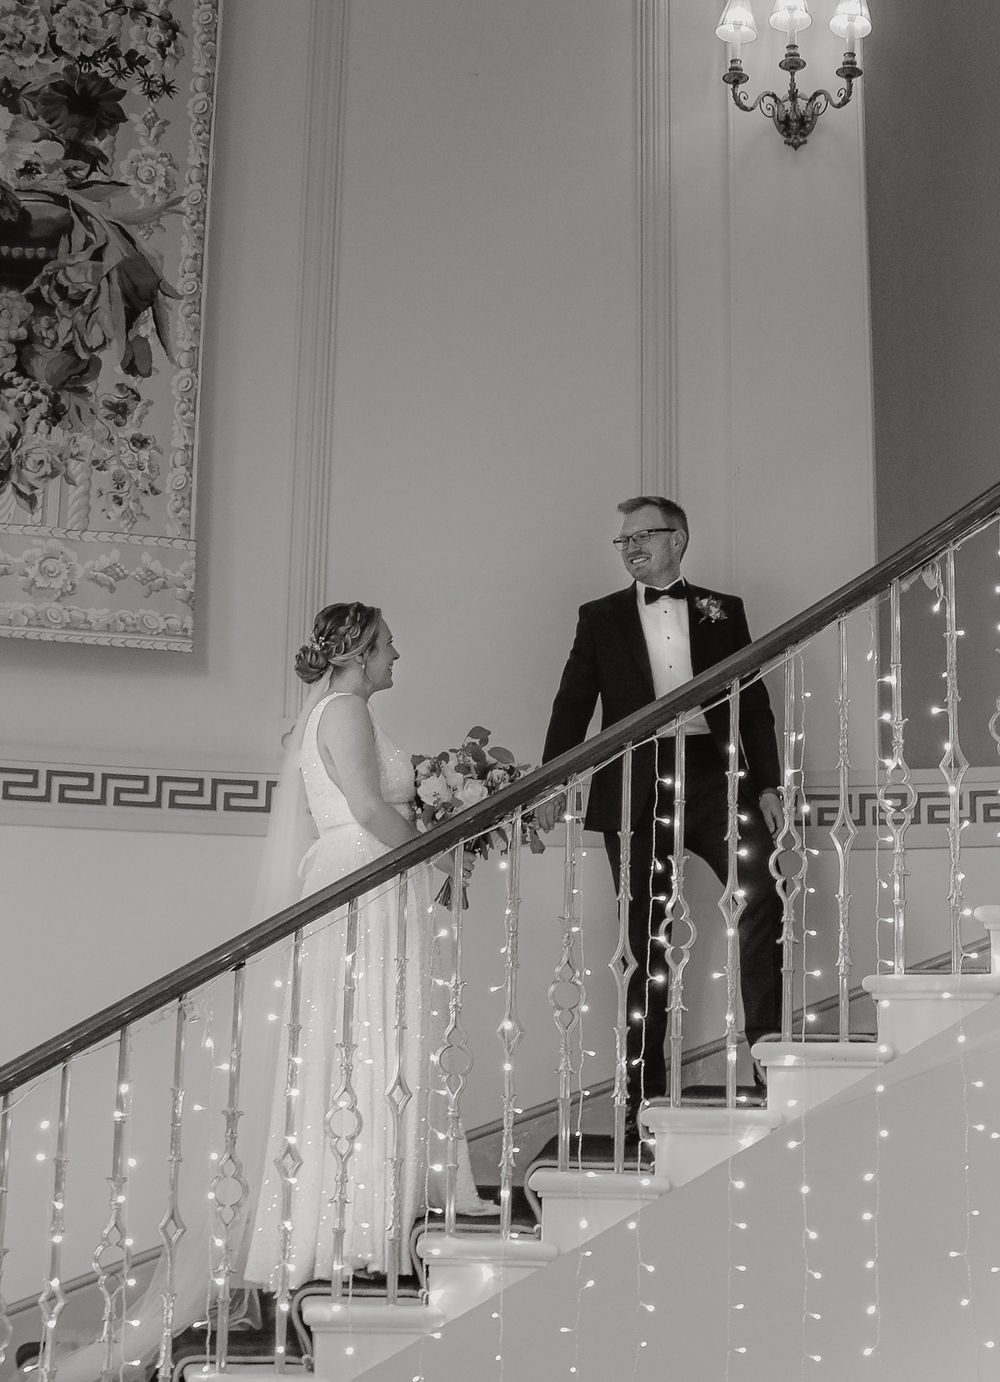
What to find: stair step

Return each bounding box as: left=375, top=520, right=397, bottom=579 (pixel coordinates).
left=679, top=1083, right=766, bottom=1107
left=526, top=1131, right=655, bottom=1169
left=291, top=1273, right=423, bottom=1302
left=455, top=1184, right=539, bottom=1228
left=864, top=971, right=1000, bottom=1054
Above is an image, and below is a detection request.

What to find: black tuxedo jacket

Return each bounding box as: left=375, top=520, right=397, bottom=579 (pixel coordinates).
left=542, top=582, right=781, bottom=832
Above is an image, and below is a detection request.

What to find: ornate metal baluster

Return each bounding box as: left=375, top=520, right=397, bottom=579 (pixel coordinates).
left=37, top=1064, right=70, bottom=1382
left=94, top=1030, right=132, bottom=1382
left=718, top=688, right=746, bottom=1108
left=273, top=934, right=304, bottom=1359
left=211, top=967, right=250, bottom=1371
left=831, top=618, right=858, bottom=1039
left=940, top=547, right=969, bottom=973
left=497, top=816, right=524, bottom=1234
left=325, top=900, right=362, bottom=1299
left=548, top=780, right=586, bottom=1171
left=877, top=579, right=917, bottom=974
left=0, top=1095, right=11, bottom=1370
left=441, top=846, right=474, bottom=1234
left=658, top=725, right=696, bottom=1107
left=385, top=879, right=412, bottom=1301
left=768, top=658, right=807, bottom=1041
left=611, top=751, right=638, bottom=1172
left=157, top=1001, right=188, bottom=1381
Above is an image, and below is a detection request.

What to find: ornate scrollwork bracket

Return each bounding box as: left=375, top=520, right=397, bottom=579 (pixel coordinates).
left=724, top=44, right=860, bottom=150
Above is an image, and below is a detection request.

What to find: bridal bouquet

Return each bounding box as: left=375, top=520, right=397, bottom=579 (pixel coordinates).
left=412, top=726, right=545, bottom=907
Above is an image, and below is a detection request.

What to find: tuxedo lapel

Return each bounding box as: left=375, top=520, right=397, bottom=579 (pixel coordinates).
left=611, top=586, right=656, bottom=702
left=685, top=584, right=722, bottom=675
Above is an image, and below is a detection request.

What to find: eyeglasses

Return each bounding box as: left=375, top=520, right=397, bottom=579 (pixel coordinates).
left=612, top=527, right=680, bottom=550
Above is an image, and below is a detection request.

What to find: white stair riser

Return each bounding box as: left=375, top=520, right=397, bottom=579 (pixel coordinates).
left=764, top=1061, right=885, bottom=1115
left=312, top=1328, right=427, bottom=1381
left=973, top=908, right=1000, bottom=971
left=417, top=1234, right=559, bottom=1321
left=303, top=1301, right=443, bottom=1382
left=652, top=1125, right=775, bottom=1187
left=538, top=1194, right=652, bottom=1252
left=427, top=1259, right=542, bottom=1316
left=874, top=995, right=994, bottom=1053
left=526, top=1171, right=670, bottom=1253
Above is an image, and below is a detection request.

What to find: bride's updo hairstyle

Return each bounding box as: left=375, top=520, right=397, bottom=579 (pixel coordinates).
left=294, top=601, right=382, bottom=685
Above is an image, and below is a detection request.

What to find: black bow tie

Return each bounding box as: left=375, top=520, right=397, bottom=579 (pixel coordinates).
left=644, top=582, right=685, bottom=604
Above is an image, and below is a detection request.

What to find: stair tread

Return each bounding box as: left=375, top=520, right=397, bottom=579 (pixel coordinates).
left=293, top=1274, right=424, bottom=1301
left=674, top=1084, right=767, bottom=1107
left=526, top=1132, right=655, bottom=1169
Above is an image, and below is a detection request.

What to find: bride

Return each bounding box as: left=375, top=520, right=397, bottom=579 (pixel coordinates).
left=244, top=600, right=490, bottom=1288
left=49, top=602, right=489, bottom=1382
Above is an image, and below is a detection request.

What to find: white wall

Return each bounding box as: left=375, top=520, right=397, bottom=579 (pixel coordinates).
left=322, top=0, right=639, bottom=765
left=0, top=825, right=261, bottom=1062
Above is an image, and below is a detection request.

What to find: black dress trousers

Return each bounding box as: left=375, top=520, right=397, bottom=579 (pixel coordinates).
left=602, top=734, right=783, bottom=1109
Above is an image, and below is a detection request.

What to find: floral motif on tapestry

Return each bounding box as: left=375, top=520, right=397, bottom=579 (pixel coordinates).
left=0, top=0, right=219, bottom=649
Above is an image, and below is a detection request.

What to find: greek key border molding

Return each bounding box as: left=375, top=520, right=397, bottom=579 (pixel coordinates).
left=1, top=762, right=277, bottom=835
left=2, top=761, right=998, bottom=843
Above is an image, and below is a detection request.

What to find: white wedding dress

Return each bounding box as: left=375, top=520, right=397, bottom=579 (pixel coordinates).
left=245, top=692, right=488, bottom=1287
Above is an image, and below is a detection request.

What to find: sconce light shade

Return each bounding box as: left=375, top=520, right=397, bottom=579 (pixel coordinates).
left=716, top=1, right=759, bottom=44
left=829, top=0, right=872, bottom=42
left=768, top=1, right=812, bottom=35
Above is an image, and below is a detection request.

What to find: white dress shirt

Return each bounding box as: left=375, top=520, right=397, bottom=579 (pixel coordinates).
left=635, top=581, right=711, bottom=737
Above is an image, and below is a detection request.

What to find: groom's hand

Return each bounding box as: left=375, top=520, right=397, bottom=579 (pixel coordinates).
left=759, top=789, right=783, bottom=836
left=535, top=792, right=567, bottom=832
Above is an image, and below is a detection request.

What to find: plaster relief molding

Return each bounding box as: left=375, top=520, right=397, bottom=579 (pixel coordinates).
left=0, top=759, right=277, bottom=836
left=3, top=758, right=998, bottom=848
left=635, top=0, right=676, bottom=498
left=281, top=0, right=352, bottom=719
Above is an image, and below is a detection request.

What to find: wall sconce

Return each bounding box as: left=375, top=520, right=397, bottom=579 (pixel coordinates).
left=716, top=1, right=871, bottom=150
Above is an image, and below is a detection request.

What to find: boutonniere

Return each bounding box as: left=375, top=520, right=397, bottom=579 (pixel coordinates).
left=694, top=595, right=726, bottom=623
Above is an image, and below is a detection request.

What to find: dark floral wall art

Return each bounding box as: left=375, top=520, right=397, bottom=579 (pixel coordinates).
left=0, top=0, right=219, bottom=650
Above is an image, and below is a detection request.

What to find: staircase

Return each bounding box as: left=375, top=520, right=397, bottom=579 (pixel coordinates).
left=2, top=481, right=1000, bottom=1382
left=262, top=908, right=999, bottom=1380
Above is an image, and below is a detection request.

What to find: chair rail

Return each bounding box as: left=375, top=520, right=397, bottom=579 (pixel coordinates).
left=2, top=477, right=999, bottom=1099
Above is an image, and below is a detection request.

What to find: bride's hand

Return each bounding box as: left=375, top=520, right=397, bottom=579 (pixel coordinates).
left=434, top=847, right=477, bottom=882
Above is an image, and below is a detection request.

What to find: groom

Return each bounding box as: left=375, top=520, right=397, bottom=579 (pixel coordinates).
left=537, top=496, right=784, bottom=1123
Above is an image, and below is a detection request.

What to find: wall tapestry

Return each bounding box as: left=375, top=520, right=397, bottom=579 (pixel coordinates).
left=0, top=0, right=219, bottom=650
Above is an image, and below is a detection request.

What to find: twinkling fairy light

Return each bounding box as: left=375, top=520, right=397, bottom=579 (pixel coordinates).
left=990, top=519, right=1000, bottom=771
left=783, top=652, right=827, bottom=1371
left=951, top=1010, right=985, bottom=1352
left=770, top=655, right=807, bottom=1043
left=568, top=800, right=601, bottom=1381
left=934, top=547, right=970, bottom=974
left=724, top=1110, right=754, bottom=1373
left=636, top=735, right=666, bottom=1117
left=860, top=595, right=890, bottom=1364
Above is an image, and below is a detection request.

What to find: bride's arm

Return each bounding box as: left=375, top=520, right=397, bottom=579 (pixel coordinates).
left=317, top=698, right=474, bottom=882
left=317, top=696, right=418, bottom=852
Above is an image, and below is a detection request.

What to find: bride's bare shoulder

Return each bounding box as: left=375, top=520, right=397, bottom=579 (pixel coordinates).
left=316, top=692, right=373, bottom=737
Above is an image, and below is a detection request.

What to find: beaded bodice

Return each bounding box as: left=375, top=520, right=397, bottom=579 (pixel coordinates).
left=300, top=692, right=416, bottom=831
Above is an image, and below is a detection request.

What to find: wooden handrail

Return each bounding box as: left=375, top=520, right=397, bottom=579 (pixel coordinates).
left=2, top=478, right=999, bottom=1098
